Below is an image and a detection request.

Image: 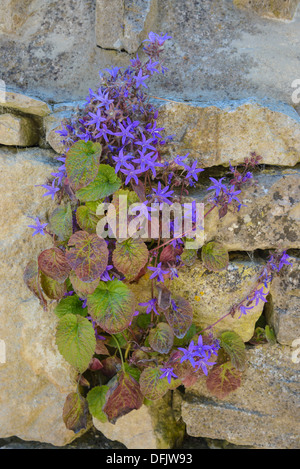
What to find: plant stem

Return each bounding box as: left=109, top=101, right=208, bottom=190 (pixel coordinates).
left=112, top=335, right=125, bottom=373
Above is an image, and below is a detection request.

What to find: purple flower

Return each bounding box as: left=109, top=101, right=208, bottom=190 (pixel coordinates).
left=143, top=32, right=172, bottom=46
left=113, top=121, right=136, bottom=145
left=146, top=59, right=160, bottom=75
left=138, top=298, right=158, bottom=315
left=134, top=132, right=157, bottom=153
left=86, top=109, right=106, bottom=130
left=120, top=165, right=143, bottom=185
left=152, top=182, right=174, bottom=206
left=94, top=123, right=114, bottom=143
left=113, top=148, right=134, bottom=173
left=147, top=262, right=169, bottom=283
left=251, top=286, right=268, bottom=306
left=178, top=341, right=198, bottom=368
left=27, top=217, right=48, bottom=236
left=207, top=177, right=227, bottom=196
left=135, top=69, right=149, bottom=89
left=278, top=251, right=293, bottom=271
left=104, top=66, right=122, bottom=79
left=159, top=366, right=178, bottom=384
left=94, top=89, right=114, bottom=110
left=38, top=180, right=60, bottom=200
left=184, top=160, right=204, bottom=182
left=100, top=265, right=114, bottom=282
left=238, top=303, right=254, bottom=319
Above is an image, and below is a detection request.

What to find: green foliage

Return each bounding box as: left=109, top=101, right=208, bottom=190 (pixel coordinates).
left=87, top=279, right=136, bottom=334
left=38, top=247, right=71, bottom=283
left=66, top=231, right=109, bottom=282
left=112, top=238, right=149, bottom=281
left=139, top=366, right=171, bottom=401
left=49, top=203, right=73, bottom=242
left=65, top=140, right=101, bottom=191
left=164, top=296, right=193, bottom=339
left=201, top=241, right=229, bottom=272
left=206, top=362, right=242, bottom=399
left=86, top=385, right=109, bottom=422
left=76, top=205, right=101, bottom=233
left=220, top=330, right=246, bottom=371
left=149, top=322, right=174, bottom=354
left=40, top=271, right=67, bottom=300
left=76, top=164, right=121, bottom=202
left=55, top=295, right=87, bottom=318
left=55, top=314, right=96, bottom=373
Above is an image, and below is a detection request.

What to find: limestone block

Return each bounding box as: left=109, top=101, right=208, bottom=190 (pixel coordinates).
left=234, top=0, right=300, bottom=21
left=0, top=113, right=39, bottom=146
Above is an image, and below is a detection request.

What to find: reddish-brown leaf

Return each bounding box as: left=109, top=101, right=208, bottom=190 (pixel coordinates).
left=38, top=247, right=71, bottom=283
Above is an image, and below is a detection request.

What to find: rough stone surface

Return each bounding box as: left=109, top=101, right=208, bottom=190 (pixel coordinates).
left=265, top=256, right=300, bottom=346
left=182, top=344, right=300, bottom=449
left=0, top=147, right=78, bottom=446
left=157, top=100, right=300, bottom=168
left=93, top=392, right=185, bottom=449
left=96, top=0, right=158, bottom=54
left=1, top=1, right=300, bottom=106
left=0, top=113, right=39, bottom=146
left=130, top=257, right=266, bottom=343
left=43, top=101, right=85, bottom=153
left=234, top=0, right=300, bottom=20
left=1, top=91, right=51, bottom=117
left=194, top=167, right=300, bottom=251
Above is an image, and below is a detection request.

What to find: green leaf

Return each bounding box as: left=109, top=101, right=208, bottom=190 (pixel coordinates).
left=173, top=324, right=197, bottom=347
left=65, top=140, right=101, bottom=191
left=87, top=279, right=136, bottom=334
left=201, top=241, right=229, bottom=272
left=149, top=322, right=174, bottom=354
left=112, top=238, right=149, bottom=281
left=69, top=270, right=100, bottom=298
left=66, top=231, right=108, bottom=282
left=124, top=363, right=141, bottom=382
left=23, top=260, right=47, bottom=308
left=40, top=271, right=67, bottom=300
left=165, top=296, right=193, bottom=339
left=49, top=203, right=73, bottom=241
left=265, top=325, right=276, bottom=345
left=38, top=247, right=71, bottom=283
left=181, top=248, right=198, bottom=267
left=76, top=205, right=101, bottom=234
left=103, top=372, right=144, bottom=423
left=62, top=392, right=89, bottom=433
left=220, top=331, right=246, bottom=371
left=137, top=313, right=151, bottom=330
left=55, top=314, right=96, bottom=373
left=86, top=386, right=109, bottom=422
left=76, top=164, right=121, bottom=202
left=139, top=366, right=170, bottom=400
left=55, top=295, right=87, bottom=318
left=206, top=362, right=242, bottom=399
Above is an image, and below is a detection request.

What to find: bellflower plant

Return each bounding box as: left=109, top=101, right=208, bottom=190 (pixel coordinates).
left=24, top=32, right=292, bottom=432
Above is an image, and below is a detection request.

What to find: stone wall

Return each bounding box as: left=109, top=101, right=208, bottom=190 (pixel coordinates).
left=0, top=0, right=299, bottom=448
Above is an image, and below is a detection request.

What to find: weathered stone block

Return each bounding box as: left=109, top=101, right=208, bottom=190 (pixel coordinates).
left=2, top=91, right=51, bottom=117
left=234, top=0, right=300, bottom=21
left=0, top=113, right=39, bottom=146
left=130, top=258, right=266, bottom=343
left=198, top=167, right=300, bottom=251
left=157, top=100, right=300, bottom=168
left=182, top=344, right=300, bottom=448
left=96, top=0, right=158, bottom=53
left=0, top=147, right=78, bottom=446
left=265, top=256, right=300, bottom=346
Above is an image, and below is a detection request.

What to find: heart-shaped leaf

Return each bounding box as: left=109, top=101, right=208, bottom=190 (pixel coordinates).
left=220, top=331, right=246, bottom=371
left=76, top=205, right=102, bottom=234
left=55, top=313, right=96, bottom=373
left=65, top=140, right=101, bottom=191
left=165, top=296, right=193, bottom=339
left=69, top=270, right=100, bottom=298
left=87, top=279, right=136, bottom=334
left=86, top=385, right=109, bottom=422
left=139, top=366, right=170, bottom=400
left=76, top=164, right=121, bottom=202
left=54, top=295, right=87, bottom=318
left=149, top=322, right=174, bottom=354
left=63, top=392, right=89, bottom=433
left=201, top=241, right=229, bottom=272
left=66, top=231, right=108, bottom=282
left=38, top=247, right=71, bottom=283
left=103, top=372, right=143, bottom=423
left=40, top=271, right=67, bottom=300
left=206, top=362, right=242, bottom=399
left=112, top=238, right=149, bottom=281
left=49, top=203, right=73, bottom=241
